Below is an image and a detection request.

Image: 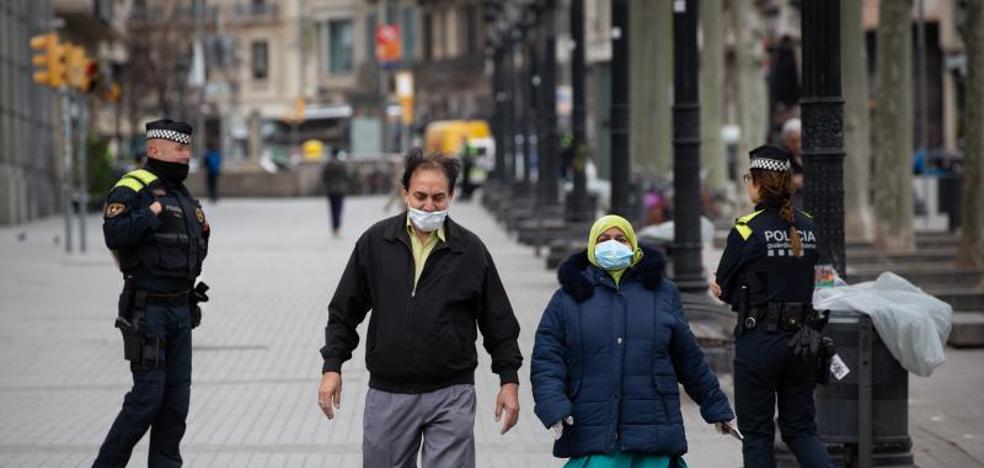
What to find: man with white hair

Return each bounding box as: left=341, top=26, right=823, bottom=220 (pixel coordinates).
left=781, top=118, right=804, bottom=209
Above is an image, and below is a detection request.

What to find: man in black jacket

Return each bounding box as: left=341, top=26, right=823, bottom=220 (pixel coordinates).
left=318, top=150, right=523, bottom=468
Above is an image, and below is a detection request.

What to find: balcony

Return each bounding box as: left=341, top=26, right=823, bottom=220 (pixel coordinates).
left=230, top=1, right=280, bottom=26
left=53, top=0, right=123, bottom=42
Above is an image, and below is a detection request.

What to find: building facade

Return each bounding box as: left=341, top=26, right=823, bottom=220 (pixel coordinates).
left=1, top=1, right=59, bottom=225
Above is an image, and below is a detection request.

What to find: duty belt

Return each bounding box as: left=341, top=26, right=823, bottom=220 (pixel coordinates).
left=744, top=302, right=811, bottom=333
left=138, top=289, right=190, bottom=306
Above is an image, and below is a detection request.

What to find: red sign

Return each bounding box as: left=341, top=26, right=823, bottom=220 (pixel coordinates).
left=375, top=24, right=402, bottom=64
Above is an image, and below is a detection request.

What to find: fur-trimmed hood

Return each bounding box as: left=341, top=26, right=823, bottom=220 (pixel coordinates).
left=557, top=245, right=667, bottom=302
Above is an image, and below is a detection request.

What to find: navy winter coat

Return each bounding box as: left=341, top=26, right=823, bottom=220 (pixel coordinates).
left=532, top=248, right=734, bottom=459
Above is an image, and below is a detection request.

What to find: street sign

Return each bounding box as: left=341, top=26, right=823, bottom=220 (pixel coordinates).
left=375, top=24, right=402, bottom=64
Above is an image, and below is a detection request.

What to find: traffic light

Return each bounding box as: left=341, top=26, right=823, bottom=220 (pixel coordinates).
left=83, top=60, right=100, bottom=93
left=65, top=44, right=87, bottom=90
left=30, top=33, right=66, bottom=88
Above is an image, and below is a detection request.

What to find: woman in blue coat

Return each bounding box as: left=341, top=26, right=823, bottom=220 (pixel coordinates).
left=532, top=215, right=736, bottom=468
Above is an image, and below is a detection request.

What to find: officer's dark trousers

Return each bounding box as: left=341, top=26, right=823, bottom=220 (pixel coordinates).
left=735, top=326, right=831, bottom=468
left=94, top=304, right=192, bottom=468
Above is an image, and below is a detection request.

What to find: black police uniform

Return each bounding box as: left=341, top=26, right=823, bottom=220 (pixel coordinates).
left=715, top=146, right=831, bottom=468
left=94, top=120, right=209, bottom=468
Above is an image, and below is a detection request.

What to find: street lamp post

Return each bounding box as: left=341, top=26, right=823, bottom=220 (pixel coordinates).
left=610, top=0, right=630, bottom=217
left=493, top=46, right=506, bottom=183
left=537, top=0, right=559, bottom=209
left=523, top=22, right=538, bottom=190
left=672, top=0, right=705, bottom=293
left=569, top=0, right=591, bottom=222
left=504, top=34, right=516, bottom=183
left=802, top=3, right=915, bottom=467
left=801, top=0, right=846, bottom=277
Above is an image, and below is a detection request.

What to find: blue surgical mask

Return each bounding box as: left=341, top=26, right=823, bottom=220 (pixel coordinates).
left=408, top=207, right=447, bottom=232
left=594, top=240, right=634, bottom=270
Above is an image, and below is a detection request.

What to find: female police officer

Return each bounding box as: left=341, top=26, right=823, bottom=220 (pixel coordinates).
left=711, top=145, right=831, bottom=468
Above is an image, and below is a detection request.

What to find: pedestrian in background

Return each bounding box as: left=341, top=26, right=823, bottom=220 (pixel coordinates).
left=204, top=144, right=222, bottom=203
left=318, top=149, right=523, bottom=468
left=712, top=145, right=832, bottom=468
left=321, top=148, right=349, bottom=238
left=95, top=119, right=211, bottom=467
left=532, top=214, right=736, bottom=468
left=780, top=118, right=804, bottom=210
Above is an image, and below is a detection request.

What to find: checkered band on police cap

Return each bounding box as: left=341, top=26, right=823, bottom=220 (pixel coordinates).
left=750, top=157, right=791, bottom=172
left=748, top=144, right=792, bottom=172
left=145, top=119, right=193, bottom=145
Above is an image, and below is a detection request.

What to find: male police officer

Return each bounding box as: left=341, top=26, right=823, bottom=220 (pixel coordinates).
left=94, top=119, right=209, bottom=468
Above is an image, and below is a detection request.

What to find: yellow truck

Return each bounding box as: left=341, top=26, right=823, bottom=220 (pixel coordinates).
left=423, top=120, right=496, bottom=186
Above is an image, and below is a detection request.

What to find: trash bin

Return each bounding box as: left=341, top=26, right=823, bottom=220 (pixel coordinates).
left=937, top=173, right=963, bottom=232
left=815, top=310, right=916, bottom=467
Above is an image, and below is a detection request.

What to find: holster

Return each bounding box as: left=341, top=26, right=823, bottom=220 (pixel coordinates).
left=114, top=283, right=165, bottom=370
left=736, top=285, right=751, bottom=336
left=766, top=303, right=781, bottom=333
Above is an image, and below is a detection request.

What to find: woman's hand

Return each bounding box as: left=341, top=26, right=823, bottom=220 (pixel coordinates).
left=710, top=276, right=722, bottom=298
left=715, top=420, right=742, bottom=439
left=551, top=416, right=574, bottom=440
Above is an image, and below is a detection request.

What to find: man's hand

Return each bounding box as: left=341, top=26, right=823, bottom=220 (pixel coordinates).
left=494, top=383, right=520, bottom=434
left=318, top=371, right=342, bottom=420
left=149, top=201, right=162, bottom=216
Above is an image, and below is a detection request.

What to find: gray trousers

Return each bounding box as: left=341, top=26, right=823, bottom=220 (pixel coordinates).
left=363, top=384, right=476, bottom=468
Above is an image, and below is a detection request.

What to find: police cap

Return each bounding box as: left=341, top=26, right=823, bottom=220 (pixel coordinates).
left=146, top=119, right=193, bottom=145
left=749, top=144, right=792, bottom=172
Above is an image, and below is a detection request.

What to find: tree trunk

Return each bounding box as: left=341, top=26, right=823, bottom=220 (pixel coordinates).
left=700, top=0, right=727, bottom=193
left=630, top=0, right=673, bottom=181
left=841, top=0, right=873, bottom=240
left=732, top=0, right=768, bottom=214
left=957, top=0, right=984, bottom=268
left=873, top=0, right=915, bottom=252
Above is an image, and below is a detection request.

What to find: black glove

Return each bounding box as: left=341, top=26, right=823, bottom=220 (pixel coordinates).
left=191, top=281, right=210, bottom=303
left=189, top=282, right=209, bottom=329
left=788, top=326, right=822, bottom=359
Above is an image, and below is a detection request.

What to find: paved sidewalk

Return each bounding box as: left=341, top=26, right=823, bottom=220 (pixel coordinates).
left=0, top=196, right=980, bottom=467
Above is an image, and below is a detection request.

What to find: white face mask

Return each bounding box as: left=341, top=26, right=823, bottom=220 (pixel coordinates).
left=408, top=207, right=447, bottom=232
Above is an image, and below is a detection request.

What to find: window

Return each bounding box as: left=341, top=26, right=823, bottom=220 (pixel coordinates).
left=318, top=19, right=353, bottom=74
left=366, top=13, right=377, bottom=63
left=464, top=6, right=477, bottom=56
left=251, top=40, right=268, bottom=80
left=422, top=12, right=432, bottom=61
left=402, top=6, right=416, bottom=62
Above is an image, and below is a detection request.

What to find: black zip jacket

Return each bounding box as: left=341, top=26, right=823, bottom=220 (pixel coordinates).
left=320, top=213, right=523, bottom=394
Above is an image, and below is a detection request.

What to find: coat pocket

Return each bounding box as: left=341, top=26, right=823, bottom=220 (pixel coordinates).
left=565, top=379, right=582, bottom=401
left=652, top=375, right=682, bottom=424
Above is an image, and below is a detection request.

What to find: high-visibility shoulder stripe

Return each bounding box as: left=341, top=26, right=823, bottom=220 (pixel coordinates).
left=127, top=169, right=158, bottom=185
left=736, top=209, right=765, bottom=225
left=735, top=224, right=753, bottom=240
left=733, top=209, right=764, bottom=241
left=797, top=209, right=814, bottom=219
left=111, top=169, right=158, bottom=192
left=112, top=177, right=145, bottom=192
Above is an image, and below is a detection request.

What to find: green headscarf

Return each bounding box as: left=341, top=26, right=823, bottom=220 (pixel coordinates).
left=586, top=215, right=644, bottom=284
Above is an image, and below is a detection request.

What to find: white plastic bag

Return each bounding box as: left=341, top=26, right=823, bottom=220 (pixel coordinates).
left=813, top=272, right=952, bottom=377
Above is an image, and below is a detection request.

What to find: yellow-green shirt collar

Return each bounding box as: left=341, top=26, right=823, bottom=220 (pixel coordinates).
left=405, top=214, right=446, bottom=243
